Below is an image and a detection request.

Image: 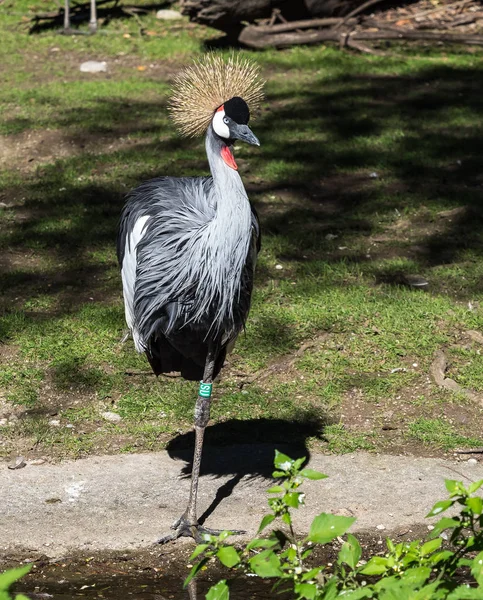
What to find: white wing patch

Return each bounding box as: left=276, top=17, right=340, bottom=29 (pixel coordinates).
left=121, top=214, right=150, bottom=352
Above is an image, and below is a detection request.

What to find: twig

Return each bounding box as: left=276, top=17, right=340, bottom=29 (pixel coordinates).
left=450, top=13, right=483, bottom=27
left=400, top=0, right=472, bottom=23
left=252, top=17, right=354, bottom=34
left=335, top=0, right=388, bottom=29
left=124, top=369, right=155, bottom=376
left=346, top=37, right=387, bottom=55
left=121, top=6, right=145, bottom=34
left=439, top=463, right=473, bottom=483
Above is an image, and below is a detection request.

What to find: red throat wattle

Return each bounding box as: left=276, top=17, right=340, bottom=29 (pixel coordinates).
left=221, top=145, right=238, bottom=170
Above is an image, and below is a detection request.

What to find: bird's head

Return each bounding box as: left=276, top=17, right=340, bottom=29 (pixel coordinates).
left=212, top=97, right=260, bottom=147
left=169, top=54, right=264, bottom=171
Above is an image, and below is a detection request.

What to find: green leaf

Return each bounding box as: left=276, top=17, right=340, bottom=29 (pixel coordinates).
left=0, top=566, right=31, bottom=592
left=360, top=556, right=389, bottom=576
left=338, top=534, right=362, bottom=569
left=319, top=578, right=339, bottom=600
left=401, top=566, right=431, bottom=586
left=184, top=557, right=208, bottom=587
left=471, top=551, right=483, bottom=586
left=420, top=538, right=442, bottom=556
left=428, top=516, right=460, bottom=538
left=445, top=479, right=460, bottom=494
left=206, top=580, right=230, bottom=600
left=274, top=450, right=293, bottom=472
left=282, top=512, right=292, bottom=526
left=301, top=567, right=323, bottom=581
left=341, top=589, right=375, bottom=600
left=429, top=550, right=454, bottom=565
left=189, top=544, right=209, bottom=561
left=412, top=581, right=445, bottom=600
left=258, top=514, right=276, bottom=533
left=15, top=596, right=32, bottom=600
left=272, top=471, right=286, bottom=478
left=467, top=497, right=483, bottom=515
left=249, top=549, right=283, bottom=578
left=267, top=485, right=284, bottom=494
left=446, top=585, right=483, bottom=599
left=426, top=500, right=454, bottom=518
left=294, top=582, right=317, bottom=599
left=283, top=492, right=304, bottom=508
left=246, top=538, right=279, bottom=550
left=469, top=479, right=483, bottom=494
left=216, top=546, right=240, bottom=568
left=300, top=468, right=328, bottom=480
left=307, top=513, right=356, bottom=544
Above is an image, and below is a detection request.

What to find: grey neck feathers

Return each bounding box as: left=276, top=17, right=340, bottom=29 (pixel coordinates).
left=192, top=125, right=252, bottom=336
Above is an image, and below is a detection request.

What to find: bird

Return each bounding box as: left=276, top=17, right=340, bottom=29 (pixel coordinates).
left=117, top=54, right=264, bottom=543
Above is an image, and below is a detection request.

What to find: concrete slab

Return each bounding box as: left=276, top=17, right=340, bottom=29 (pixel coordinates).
left=1, top=447, right=482, bottom=557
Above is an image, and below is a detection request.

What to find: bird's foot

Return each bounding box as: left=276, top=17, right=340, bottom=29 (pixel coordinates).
left=155, top=515, right=245, bottom=545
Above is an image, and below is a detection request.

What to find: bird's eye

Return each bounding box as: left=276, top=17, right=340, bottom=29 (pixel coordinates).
left=223, top=117, right=229, bottom=124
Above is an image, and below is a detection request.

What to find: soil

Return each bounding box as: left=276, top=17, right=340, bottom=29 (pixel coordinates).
left=1, top=525, right=430, bottom=600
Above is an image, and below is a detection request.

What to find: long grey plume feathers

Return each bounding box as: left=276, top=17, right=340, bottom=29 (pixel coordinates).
left=132, top=125, right=255, bottom=347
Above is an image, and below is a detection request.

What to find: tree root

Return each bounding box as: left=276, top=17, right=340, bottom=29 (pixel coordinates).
left=429, top=349, right=482, bottom=406
left=238, top=332, right=329, bottom=389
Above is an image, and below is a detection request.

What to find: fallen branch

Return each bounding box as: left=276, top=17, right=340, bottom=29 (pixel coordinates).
left=239, top=22, right=483, bottom=49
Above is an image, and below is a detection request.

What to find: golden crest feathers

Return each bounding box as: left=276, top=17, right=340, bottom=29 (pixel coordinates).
left=169, top=54, right=265, bottom=138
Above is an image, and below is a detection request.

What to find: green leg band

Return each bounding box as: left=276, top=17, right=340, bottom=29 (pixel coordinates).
left=198, top=382, right=212, bottom=398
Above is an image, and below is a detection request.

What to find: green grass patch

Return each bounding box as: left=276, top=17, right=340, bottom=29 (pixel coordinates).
left=407, top=417, right=483, bottom=450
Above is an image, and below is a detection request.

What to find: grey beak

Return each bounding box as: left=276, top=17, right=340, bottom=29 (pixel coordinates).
left=231, top=124, right=260, bottom=147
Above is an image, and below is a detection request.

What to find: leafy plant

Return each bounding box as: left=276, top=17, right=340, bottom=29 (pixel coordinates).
left=0, top=565, right=31, bottom=600
left=186, top=452, right=483, bottom=599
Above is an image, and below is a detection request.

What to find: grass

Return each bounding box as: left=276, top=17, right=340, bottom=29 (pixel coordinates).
left=1, top=0, right=483, bottom=460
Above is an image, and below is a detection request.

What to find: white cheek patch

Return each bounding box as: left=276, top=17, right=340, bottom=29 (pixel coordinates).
left=212, top=109, right=230, bottom=139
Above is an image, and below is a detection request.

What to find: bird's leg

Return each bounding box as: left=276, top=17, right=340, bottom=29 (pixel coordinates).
left=63, top=0, right=70, bottom=31
left=156, top=350, right=244, bottom=544
left=89, top=0, right=97, bottom=33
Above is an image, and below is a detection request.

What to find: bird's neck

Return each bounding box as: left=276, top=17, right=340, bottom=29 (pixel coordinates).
left=205, top=125, right=250, bottom=216
left=194, top=125, right=253, bottom=335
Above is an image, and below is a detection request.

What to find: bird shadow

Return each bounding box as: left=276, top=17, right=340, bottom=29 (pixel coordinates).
left=166, top=415, right=328, bottom=525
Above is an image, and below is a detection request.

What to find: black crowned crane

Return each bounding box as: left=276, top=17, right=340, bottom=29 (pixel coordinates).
left=117, top=55, right=264, bottom=543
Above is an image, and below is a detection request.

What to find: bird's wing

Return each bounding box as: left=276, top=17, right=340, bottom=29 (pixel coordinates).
left=118, top=176, right=214, bottom=352
left=119, top=214, right=151, bottom=346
